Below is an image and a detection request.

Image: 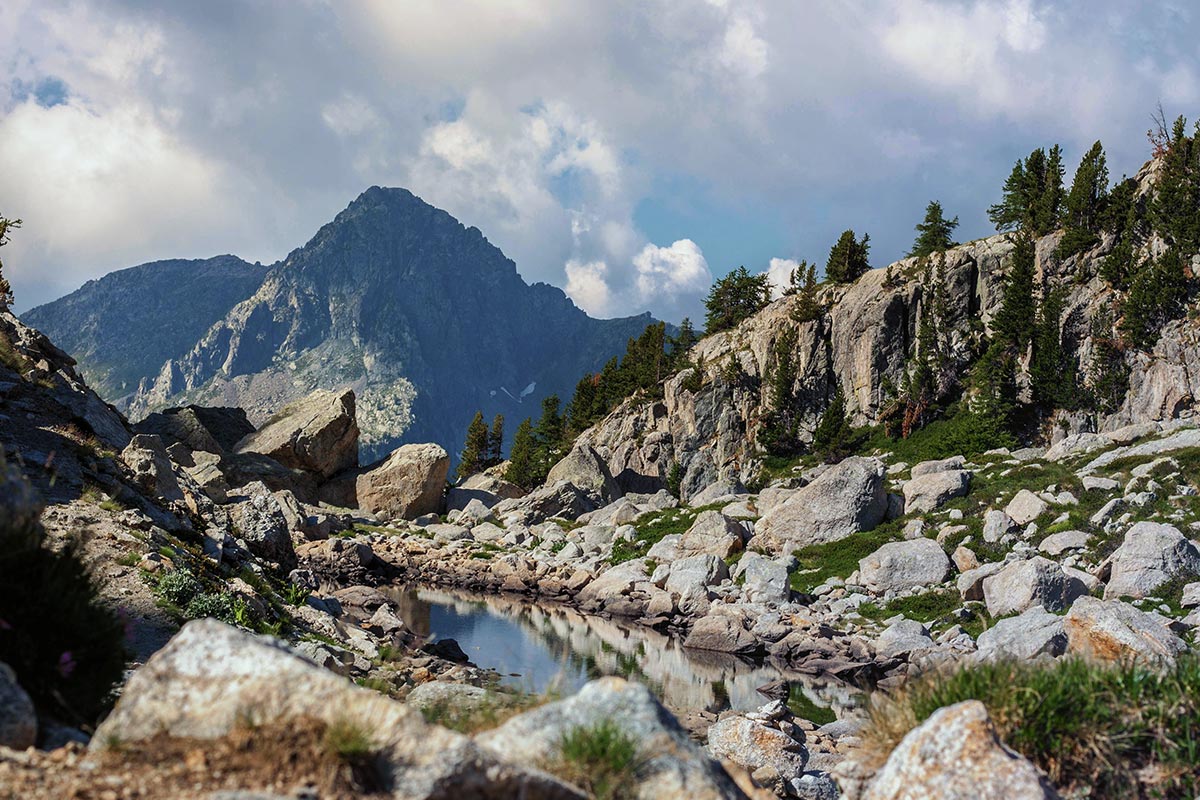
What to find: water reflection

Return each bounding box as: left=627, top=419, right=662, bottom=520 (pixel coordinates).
left=384, top=585, right=861, bottom=721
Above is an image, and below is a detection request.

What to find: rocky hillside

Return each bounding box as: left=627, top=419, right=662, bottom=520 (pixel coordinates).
left=574, top=162, right=1199, bottom=501
left=24, top=188, right=656, bottom=461
left=22, top=255, right=269, bottom=405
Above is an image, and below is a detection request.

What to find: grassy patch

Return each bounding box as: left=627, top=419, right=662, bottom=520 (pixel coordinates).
left=788, top=518, right=907, bottom=594
left=856, top=408, right=1013, bottom=464
left=863, top=657, right=1200, bottom=799
left=551, top=720, right=642, bottom=800
left=610, top=503, right=723, bottom=565
left=857, top=589, right=962, bottom=625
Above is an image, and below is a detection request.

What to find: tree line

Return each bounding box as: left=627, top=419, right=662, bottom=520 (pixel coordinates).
left=456, top=112, right=1200, bottom=479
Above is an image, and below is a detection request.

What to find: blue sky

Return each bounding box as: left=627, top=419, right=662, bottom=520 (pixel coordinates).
left=1, top=1, right=1198, bottom=323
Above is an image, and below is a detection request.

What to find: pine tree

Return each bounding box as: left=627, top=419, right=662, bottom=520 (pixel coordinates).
left=1057, top=141, right=1109, bottom=259
left=1038, top=144, right=1066, bottom=235
left=968, top=340, right=1018, bottom=435
left=988, top=159, right=1028, bottom=232
left=0, top=216, right=21, bottom=310
left=1029, top=286, right=1078, bottom=409
left=566, top=374, right=600, bottom=434
left=703, top=266, right=772, bottom=334
left=456, top=411, right=489, bottom=481
left=988, top=147, right=1064, bottom=235
left=670, top=318, right=698, bottom=365
left=825, top=230, right=870, bottom=283
left=1150, top=116, right=1200, bottom=255
left=992, top=232, right=1037, bottom=352
left=1087, top=302, right=1129, bottom=413
left=811, top=385, right=854, bottom=463
left=908, top=201, right=959, bottom=258
left=504, top=418, right=537, bottom=489
left=790, top=261, right=822, bottom=323
left=759, top=328, right=801, bottom=455
left=1121, top=249, right=1190, bottom=349
left=532, top=394, right=566, bottom=480
left=486, top=414, right=504, bottom=467
left=1098, top=178, right=1146, bottom=290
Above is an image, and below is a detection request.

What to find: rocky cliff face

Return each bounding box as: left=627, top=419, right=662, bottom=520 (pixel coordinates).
left=22, top=256, right=270, bottom=405
left=578, top=203, right=1200, bottom=499
left=25, top=188, right=655, bottom=461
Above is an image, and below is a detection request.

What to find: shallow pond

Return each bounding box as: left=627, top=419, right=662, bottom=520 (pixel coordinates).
left=386, top=585, right=861, bottom=722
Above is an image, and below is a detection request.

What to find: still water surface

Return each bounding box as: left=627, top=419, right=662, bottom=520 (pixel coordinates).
left=386, top=585, right=860, bottom=722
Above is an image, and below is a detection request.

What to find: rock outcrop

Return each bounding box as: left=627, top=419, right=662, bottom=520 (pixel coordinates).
left=235, top=388, right=359, bottom=480
left=477, top=677, right=746, bottom=800
left=864, top=700, right=1059, bottom=799
left=754, top=457, right=887, bottom=553
left=342, top=443, right=451, bottom=520
left=93, top=620, right=579, bottom=799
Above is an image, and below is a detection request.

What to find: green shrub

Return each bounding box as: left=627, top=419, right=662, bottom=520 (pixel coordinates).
left=0, top=459, right=126, bottom=724
left=554, top=720, right=641, bottom=800
left=865, top=657, right=1200, bottom=799
left=282, top=582, right=311, bottom=606
left=156, top=569, right=202, bottom=607
left=184, top=591, right=237, bottom=623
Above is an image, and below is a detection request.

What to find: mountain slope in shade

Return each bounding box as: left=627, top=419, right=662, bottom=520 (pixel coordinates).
left=22, top=256, right=270, bottom=404
left=29, top=187, right=656, bottom=460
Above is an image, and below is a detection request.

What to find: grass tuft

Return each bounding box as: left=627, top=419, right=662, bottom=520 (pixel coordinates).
left=551, top=720, right=642, bottom=800
left=863, top=656, right=1200, bottom=799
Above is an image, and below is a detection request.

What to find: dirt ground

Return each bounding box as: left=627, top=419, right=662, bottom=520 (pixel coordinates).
left=0, top=718, right=390, bottom=800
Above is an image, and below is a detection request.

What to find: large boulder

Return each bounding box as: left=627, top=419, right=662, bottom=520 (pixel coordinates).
left=135, top=405, right=255, bottom=455
left=735, top=552, right=791, bottom=604
left=975, top=607, right=1067, bottom=662
left=1102, top=521, right=1200, bottom=600
left=229, top=482, right=298, bottom=570
left=477, top=677, right=744, bottom=800
left=1004, top=490, right=1049, bottom=526
left=680, top=511, right=746, bottom=559
left=447, top=472, right=526, bottom=511
left=982, top=557, right=1086, bottom=617
left=92, top=620, right=577, bottom=799
left=903, top=470, right=971, bottom=513
left=909, top=456, right=966, bottom=477
left=706, top=709, right=808, bottom=790
left=235, top=388, right=359, bottom=480
left=755, top=457, right=887, bottom=553
left=858, top=538, right=951, bottom=594
left=1064, top=596, right=1189, bottom=666
left=864, top=700, right=1059, bottom=799
left=665, top=554, right=729, bottom=616
left=121, top=433, right=184, bottom=503
left=0, top=662, right=36, bottom=749
left=351, top=443, right=450, bottom=520
left=545, top=444, right=622, bottom=504
left=683, top=614, right=759, bottom=655
left=493, top=481, right=596, bottom=525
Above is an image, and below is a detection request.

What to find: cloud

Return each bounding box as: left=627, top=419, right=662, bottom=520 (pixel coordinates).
left=630, top=239, right=712, bottom=320
left=765, top=257, right=800, bottom=300
left=564, top=259, right=612, bottom=316
left=0, top=0, right=1195, bottom=325
left=0, top=98, right=250, bottom=304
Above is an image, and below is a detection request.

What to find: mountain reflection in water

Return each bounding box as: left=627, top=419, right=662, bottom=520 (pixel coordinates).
left=385, top=585, right=861, bottom=722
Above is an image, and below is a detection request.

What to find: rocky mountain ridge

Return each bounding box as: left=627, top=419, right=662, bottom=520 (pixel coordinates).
left=23, top=187, right=657, bottom=461
left=573, top=170, right=1200, bottom=501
